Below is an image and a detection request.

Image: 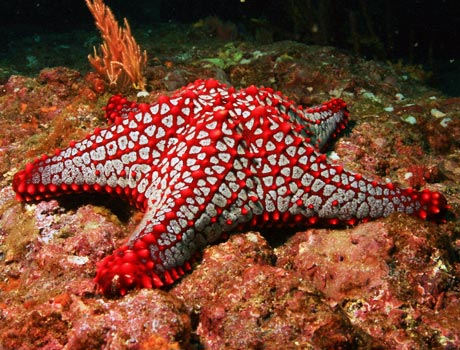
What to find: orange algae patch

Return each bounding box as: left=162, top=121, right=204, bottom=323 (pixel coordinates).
left=40, top=105, right=58, bottom=114
left=139, top=334, right=181, bottom=350
left=19, top=103, right=28, bottom=114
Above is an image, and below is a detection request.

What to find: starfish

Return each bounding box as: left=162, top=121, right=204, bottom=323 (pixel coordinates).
left=13, top=79, right=448, bottom=295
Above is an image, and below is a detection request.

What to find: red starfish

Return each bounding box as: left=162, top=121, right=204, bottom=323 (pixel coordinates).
left=13, top=79, right=448, bottom=295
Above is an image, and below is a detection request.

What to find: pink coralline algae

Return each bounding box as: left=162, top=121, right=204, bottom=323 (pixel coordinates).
left=12, top=78, right=448, bottom=296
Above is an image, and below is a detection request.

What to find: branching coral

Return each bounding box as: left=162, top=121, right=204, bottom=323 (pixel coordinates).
left=85, top=0, right=147, bottom=91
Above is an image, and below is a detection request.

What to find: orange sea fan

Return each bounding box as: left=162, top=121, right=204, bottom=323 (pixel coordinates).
left=85, top=0, right=147, bottom=91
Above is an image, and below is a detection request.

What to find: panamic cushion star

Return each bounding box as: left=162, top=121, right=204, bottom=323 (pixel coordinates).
left=13, top=79, right=448, bottom=295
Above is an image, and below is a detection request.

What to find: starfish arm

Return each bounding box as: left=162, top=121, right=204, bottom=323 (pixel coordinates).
left=229, top=96, right=447, bottom=226
left=11, top=82, right=212, bottom=209
left=297, top=98, right=349, bottom=151
left=12, top=120, right=154, bottom=209
left=238, top=116, right=448, bottom=226
left=93, top=161, right=251, bottom=295
left=244, top=86, right=349, bottom=150
left=93, top=200, right=197, bottom=296
left=94, top=194, right=246, bottom=295
left=282, top=149, right=448, bottom=225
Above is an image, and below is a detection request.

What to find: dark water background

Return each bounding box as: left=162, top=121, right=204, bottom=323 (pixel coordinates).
left=0, top=0, right=458, bottom=95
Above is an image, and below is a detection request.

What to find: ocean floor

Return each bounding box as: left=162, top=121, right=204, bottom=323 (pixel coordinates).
left=0, top=21, right=459, bottom=350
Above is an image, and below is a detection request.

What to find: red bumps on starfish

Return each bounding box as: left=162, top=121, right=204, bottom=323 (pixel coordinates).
left=12, top=79, right=448, bottom=296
